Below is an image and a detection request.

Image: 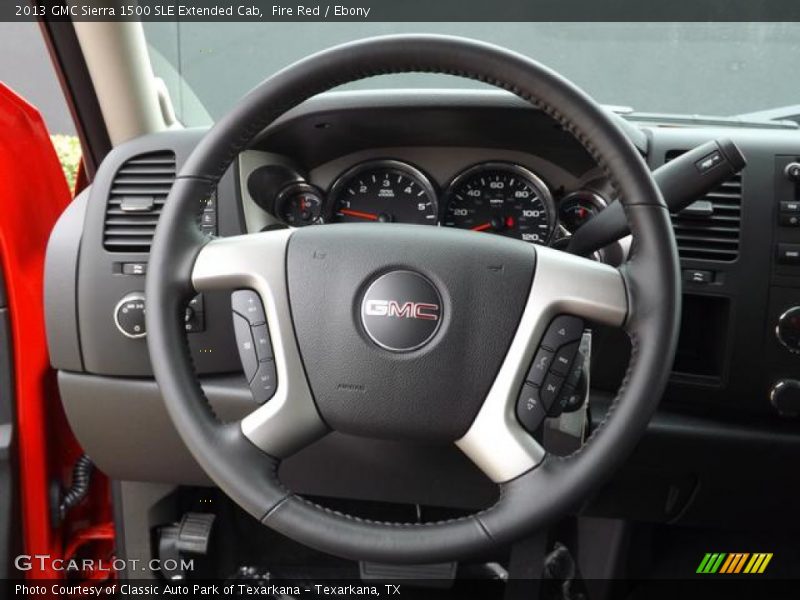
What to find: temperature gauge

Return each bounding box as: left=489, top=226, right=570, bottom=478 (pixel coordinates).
left=275, top=183, right=325, bottom=227
left=558, top=191, right=606, bottom=233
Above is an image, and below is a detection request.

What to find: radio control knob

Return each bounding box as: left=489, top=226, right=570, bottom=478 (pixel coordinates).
left=776, top=306, right=800, bottom=353
left=770, top=379, right=800, bottom=417
left=114, top=292, right=146, bottom=339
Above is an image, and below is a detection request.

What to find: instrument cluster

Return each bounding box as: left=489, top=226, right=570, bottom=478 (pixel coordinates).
left=256, top=158, right=607, bottom=245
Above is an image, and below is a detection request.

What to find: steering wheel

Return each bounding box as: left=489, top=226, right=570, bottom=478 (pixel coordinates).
left=146, top=35, right=680, bottom=563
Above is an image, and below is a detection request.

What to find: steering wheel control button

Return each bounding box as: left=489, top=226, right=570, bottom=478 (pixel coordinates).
left=776, top=306, right=800, bottom=353
left=541, top=315, right=584, bottom=351
left=232, top=313, right=258, bottom=381
left=231, top=289, right=266, bottom=325
left=360, top=270, right=443, bottom=352
left=541, top=372, right=565, bottom=409
left=114, top=293, right=147, bottom=339
left=251, top=360, right=278, bottom=404
left=526, top=348, right=554, bottom=386
left=551, top=342, right=580, bottom=376
left=251, top=324, right=274, bottom=361
left=516, top=384, right=546, bottom=433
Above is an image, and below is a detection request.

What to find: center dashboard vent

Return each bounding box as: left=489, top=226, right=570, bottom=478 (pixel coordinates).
left=103, top=151, right=177, bottom=252
left=665, top=149, right=742, bottom=262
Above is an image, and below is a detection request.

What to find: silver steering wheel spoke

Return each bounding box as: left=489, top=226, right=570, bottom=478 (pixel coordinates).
left=456, top=246, right=629, bottom=483
left=192, top=229, right=327, bottom=458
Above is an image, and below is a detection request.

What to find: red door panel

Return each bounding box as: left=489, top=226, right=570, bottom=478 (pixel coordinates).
left=0, top=82, right=113, bottom=581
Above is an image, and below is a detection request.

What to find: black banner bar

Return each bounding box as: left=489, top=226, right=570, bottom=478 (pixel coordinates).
left=6, top=0, right=800, bottom=22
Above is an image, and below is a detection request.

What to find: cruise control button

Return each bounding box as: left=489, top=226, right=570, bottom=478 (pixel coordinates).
left=232, top=290, right=266, bottom=325
left=541, top=372, right=565, bottom=411
left=252, top=324, right=274, bottom=361
left=516, top=384, right=546, bottom=434
left=541, top=315, right=584, bottom=351
left=551, top=342, right=579, bottom=376
left=232, top=313, right=258, bottom=381
left=250, top=360, right=277, bottom=404
left=526, top=348, right=554, bottom=386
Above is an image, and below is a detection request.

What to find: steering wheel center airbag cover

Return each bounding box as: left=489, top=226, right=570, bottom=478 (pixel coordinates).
left=287, top=223, right=535, bottom=441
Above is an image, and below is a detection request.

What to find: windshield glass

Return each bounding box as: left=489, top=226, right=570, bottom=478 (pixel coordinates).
left=142, top=22, right=800, bottom=126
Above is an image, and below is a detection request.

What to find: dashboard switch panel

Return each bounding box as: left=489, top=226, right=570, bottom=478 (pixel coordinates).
left=231, top=289, right=277, bottom=403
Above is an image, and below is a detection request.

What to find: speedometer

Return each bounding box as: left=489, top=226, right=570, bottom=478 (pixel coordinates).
left=329, top=160, right=438, bottom=225
left=443, top=163, right=555, bottom=244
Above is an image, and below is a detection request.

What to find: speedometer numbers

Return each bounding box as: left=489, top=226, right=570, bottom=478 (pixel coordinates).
left=444, top=163, right=555, bottom=244
left=329, top=160, right=438, bottom=225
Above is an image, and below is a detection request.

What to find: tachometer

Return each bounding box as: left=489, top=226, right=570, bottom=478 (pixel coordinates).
left=329, top=160, right=438, bottom=225
left=444, top=163, right=555, bottom=244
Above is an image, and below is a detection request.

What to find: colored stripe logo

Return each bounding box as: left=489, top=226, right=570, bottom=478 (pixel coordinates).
left=697, top=553, right=773, bottom=574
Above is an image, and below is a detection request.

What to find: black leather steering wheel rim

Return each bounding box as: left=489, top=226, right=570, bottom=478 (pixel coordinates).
left=146, top=34, right=680, bottom=563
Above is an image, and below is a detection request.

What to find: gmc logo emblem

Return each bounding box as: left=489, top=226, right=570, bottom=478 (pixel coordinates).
left=364, top=300, right=440, bottom=321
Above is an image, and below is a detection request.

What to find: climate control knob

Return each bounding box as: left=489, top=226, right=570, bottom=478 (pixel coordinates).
left=770, top=379, right=800, bottom=417
left=776, top=306, right=800, bottom=353
left=114, top=292, right=146, bottom=339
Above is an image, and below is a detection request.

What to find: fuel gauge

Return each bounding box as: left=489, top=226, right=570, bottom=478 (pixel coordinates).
left=559, top=191, right=606, bottom=233
left=275, top=183, right=325, bottom=227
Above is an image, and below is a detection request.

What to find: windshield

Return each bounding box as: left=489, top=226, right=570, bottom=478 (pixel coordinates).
left=142, top=22, right=800, bottom=126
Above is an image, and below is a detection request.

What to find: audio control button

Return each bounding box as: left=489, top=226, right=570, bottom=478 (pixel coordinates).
left=251, top=360, right=278, bottom=404
left=526, top=348, right=554, bottom=386
left=252, top=324, right=274, bottom=361
left=541, top=315, right=584, bottom=351
left=232, top=312, right=258, bottom=381
left=516, top=384, right=546, bottom=434
left=232, top=290, right=266, bottom=325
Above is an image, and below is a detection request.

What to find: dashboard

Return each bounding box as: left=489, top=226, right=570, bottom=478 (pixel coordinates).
left=251, top=156, right=607, bottom=245
left=44, top=89, right=800, bottom=528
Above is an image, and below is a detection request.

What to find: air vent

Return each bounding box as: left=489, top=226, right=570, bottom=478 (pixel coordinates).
left=665, top=150, right=742, bottom=262
left=103, top=151, right=177, bottom=252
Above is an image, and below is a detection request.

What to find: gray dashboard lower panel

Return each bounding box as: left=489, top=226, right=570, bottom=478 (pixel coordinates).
left=58, top=371, right=254, bottom=486
left=58, top=371, right=499, bottom=509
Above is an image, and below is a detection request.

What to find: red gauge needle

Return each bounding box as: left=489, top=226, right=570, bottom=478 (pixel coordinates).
left=338, top=208, right=379, bottom=221
left=471, top=222, right=493, bottom=232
